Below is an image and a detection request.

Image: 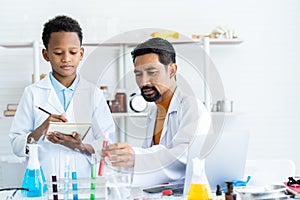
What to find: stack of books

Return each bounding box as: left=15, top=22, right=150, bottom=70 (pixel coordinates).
left=3, top=103, right=18, bottom=117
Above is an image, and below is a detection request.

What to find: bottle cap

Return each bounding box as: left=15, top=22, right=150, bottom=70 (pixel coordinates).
left=162, top=189, right=173, bottom=196
left=100, top=86, right=108, bottom=90
left=216, top=184, right=222, bottom=196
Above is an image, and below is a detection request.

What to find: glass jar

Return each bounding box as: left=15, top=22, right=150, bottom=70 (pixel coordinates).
left=115, top=90, right=127, bottom=113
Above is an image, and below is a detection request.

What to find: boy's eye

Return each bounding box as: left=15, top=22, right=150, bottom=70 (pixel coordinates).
left=70, top=51, right=78, bottom=55
left=54, top=52, right=63, bottom=55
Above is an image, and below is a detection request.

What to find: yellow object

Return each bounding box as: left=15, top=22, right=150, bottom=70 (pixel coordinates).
left=188, top=183, right=212, bottom=200
left=150, top=30, right=179, bottom=39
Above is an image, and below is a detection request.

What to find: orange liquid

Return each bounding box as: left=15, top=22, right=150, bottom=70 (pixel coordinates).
left=187, top=184, right=211, bottom=200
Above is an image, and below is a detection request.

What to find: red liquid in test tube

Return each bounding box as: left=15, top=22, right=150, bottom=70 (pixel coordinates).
left=98, top=140, right=108, bottom=176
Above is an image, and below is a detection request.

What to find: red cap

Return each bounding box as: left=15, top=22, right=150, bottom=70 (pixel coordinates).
left=162, top=189, right=173, bottom=196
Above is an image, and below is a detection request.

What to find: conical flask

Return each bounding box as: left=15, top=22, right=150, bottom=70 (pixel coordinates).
left=187, top=158, right=212, bottom=200
left=22, top=143, right=48, bottom=197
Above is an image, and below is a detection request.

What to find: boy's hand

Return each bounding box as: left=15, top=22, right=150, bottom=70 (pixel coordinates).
left=27, top=113, right=68, bottom=143
left=46, top=131, right=95, bottom=154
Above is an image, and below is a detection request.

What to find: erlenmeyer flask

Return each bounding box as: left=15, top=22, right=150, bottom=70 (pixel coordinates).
left=21, top=143, right=48, bottom=197
left=187, top=158, right=212, bottom=200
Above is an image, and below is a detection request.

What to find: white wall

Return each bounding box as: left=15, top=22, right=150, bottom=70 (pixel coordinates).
left=1, top=0, right=300, bottom=174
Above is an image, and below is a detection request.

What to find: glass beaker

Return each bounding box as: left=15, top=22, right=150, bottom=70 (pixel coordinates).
left=21, top=143, right=47, bottom=198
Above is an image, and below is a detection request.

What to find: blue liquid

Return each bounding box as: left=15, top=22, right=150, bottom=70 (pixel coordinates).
left=22, top=167, right=48, bottom=197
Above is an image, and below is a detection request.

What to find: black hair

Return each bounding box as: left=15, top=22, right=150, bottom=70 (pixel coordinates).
left=42, top=15, right=83, bottom=49
left=131, top=38, right=176, bottom=66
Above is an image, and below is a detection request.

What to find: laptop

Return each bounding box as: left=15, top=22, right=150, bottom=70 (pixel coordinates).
left=183, top=131, right=250, bottom=194
left=142, top=131, right=249, bottom=195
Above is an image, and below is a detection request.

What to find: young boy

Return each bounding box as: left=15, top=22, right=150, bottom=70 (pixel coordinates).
left=9, top=15, right=115, bottom=179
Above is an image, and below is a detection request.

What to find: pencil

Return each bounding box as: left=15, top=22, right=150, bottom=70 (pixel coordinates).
left=35, top=106, right=51, bottom=115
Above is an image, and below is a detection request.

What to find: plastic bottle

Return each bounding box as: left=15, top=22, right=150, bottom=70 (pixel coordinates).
left=100, top=85, right=112, bottom=109
left=22, top=143, right=48, bottom=197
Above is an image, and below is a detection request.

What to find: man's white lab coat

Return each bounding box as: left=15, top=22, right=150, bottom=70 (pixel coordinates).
left=132, top=89, right=211, bottom=187
left=9, top=74, right=115, bottom=179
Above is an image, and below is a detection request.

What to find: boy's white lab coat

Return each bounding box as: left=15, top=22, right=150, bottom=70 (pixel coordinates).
left=132, top=89, right=211, bottom=187
left=9, top=74, right=115, bottom=179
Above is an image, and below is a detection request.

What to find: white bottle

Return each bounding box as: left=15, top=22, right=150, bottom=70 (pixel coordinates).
left=100, top=86, right=112, bottom=107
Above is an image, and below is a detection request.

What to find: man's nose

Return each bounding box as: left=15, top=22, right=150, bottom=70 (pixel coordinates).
left=140, top=74, right=151, bottom=86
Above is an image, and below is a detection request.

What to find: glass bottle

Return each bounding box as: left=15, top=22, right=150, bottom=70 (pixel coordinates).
left=115, top=89, right=127, bottom=113
left=225, top=182, right=236, bottom=200
left=22, top=143, right=48, bottom=197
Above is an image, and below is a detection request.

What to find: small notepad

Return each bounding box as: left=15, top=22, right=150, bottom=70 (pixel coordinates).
left=45, top=122, right=91, bottom=140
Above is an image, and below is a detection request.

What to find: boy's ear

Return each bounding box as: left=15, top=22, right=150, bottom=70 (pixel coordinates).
left=80, top=47, right=84, bottom=60
left=42, top=49, right=49, bottom=61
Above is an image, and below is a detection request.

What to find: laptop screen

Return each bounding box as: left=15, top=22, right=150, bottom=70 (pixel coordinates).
left=184, top=131, right=249, bottom=194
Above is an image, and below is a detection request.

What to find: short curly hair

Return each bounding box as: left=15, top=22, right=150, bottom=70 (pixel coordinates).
left=42, top=15, right=83, bottom=49
left=131, top=38, right=176, bottom=66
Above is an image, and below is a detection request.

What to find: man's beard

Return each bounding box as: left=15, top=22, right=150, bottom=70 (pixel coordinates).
left=141, top=86, right=161, bottom=102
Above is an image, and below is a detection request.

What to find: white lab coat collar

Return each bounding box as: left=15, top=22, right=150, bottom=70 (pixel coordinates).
left=35, top=74, right=64, bottom=114
left=146, top=88, right=182, bottom=146
left=34, top=74, right=92, bottom=120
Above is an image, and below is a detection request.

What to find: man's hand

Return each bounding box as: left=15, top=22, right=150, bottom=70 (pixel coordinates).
left=102, top=142, right=135, bottom=168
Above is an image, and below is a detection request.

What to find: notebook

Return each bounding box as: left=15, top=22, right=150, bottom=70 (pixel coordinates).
left=183, top=131, right=250, bottom=194
left=44, top=122, right=91, bottom=140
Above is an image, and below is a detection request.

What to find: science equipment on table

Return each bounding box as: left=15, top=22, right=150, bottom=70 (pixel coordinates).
left=21, top=143, right=48, bottom=198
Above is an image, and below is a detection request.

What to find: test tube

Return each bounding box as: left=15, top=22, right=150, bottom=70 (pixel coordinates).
left=64, top=156, right=70, bottom=200
left=71, top=155, right=78, bottom=200
left=98, top=139, right=108, bottom=176
left=90, top=154, right=97, bottom=200
left=51, top=158, right=58, bottom=200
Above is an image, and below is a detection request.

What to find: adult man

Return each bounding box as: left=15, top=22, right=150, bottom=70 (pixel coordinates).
left=102, top=37, right=211, bottom=187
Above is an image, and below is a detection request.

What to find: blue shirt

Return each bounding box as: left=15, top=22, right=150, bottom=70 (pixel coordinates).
left=49, top=72, right=80, bottom=112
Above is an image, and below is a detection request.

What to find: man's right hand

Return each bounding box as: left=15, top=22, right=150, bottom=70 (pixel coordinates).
left=101, top=142, right=135, bottom=168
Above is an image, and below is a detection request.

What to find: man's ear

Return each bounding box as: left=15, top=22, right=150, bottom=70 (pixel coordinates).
left=169, top=63, right=178, bottom=79
left=42, top=49, right=49, bottom=62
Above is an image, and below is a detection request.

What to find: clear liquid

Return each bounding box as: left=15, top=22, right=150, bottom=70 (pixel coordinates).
left=22, top=167, right=47, bottom=197
left=106, top=183, right=131, bottom=200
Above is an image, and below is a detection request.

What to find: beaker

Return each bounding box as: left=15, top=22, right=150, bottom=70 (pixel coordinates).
left=21, top=144, right=48, bottom=197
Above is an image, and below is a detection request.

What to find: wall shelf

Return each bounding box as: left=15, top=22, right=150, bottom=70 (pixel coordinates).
left=112, top=112, right=148, bottom=118
left=0, top=42, right=34, bottom=48
left=82, top=38, right=243, bottom=47
left=211, top=112, right=240, bottom=116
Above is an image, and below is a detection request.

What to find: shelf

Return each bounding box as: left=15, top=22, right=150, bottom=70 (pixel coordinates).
left=0, top=42, right=34, bottom=48
left=82, top=38, right=243, bottom=47
left=208, top=38, right=243, bottom=45
left=211, top=112, right=240, bottom=116
left=112, top=112, right=148, bottom=118
left=0, top=38, right=243, bottom=49
left=0, top=116, right=14, bottom=119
